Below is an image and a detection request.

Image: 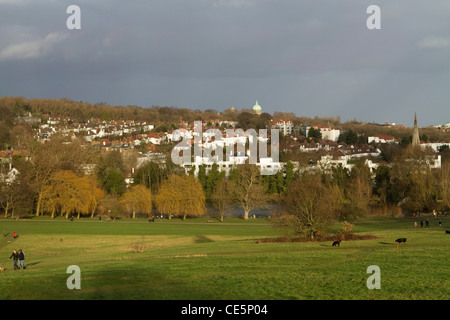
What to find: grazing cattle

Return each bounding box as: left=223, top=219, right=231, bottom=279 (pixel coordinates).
left=332, top=240, right=341, bottom=247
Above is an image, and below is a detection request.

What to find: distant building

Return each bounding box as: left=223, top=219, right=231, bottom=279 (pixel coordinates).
left=368, top=135, right=395, bottom=144
left=315, top=155, right=379, bottom=174
left=252, top=100, right=262, bottom=115
left=0, top=166, right=19, bottom=185
left=319, top=126, right=340, bottom=142
left=302, top=125, right=340, bottom=142
left=420, top=142, right=450, bottom=152
left=180, top=155, right=281, bottom=177
left=271, top=119, right=294, bottom=136
left=16, top=113, right=41, bottom=125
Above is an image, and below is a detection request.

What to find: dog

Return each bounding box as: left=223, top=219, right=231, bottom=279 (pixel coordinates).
left=446, top=230, right=450, bottom=234
left=0, top=267, right=4, bottom=272
left=332, top=240, right=341, bottom=247
left=395, top=238, right=407, bottom=252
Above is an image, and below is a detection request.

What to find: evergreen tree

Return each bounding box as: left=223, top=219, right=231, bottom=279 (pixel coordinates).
left=285, top=161, right=295, bottom=188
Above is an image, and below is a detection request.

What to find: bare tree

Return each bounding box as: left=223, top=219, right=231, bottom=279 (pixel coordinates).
left=229, top=164, right=268, bottom=220
left=275, top=173, right=337, bottom=239
left=211, top=179, right=232, bottom=222
left=436, top=163, right=450, bottom=212
left=0, top=181, right=27, bottom=218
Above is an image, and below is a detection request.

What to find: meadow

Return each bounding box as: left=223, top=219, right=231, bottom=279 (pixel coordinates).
left=0, top=216, right=449, bottom=300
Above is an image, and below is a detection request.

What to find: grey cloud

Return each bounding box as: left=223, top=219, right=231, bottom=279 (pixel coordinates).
left=0, top=32, right=68, bottom=61
left=0, top=0, right=449, bottom=126
left=417, top=36, right=450, bottom=49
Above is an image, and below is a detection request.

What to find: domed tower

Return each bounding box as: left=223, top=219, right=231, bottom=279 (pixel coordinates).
left=252, top=100, right=262, bottom=115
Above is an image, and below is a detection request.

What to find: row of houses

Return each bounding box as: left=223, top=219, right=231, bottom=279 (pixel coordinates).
left=36, top=118, right=155, bottom=142
left=3, top=114, right=447, bottom=186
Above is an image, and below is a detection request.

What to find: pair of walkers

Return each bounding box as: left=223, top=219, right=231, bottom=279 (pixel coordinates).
left=9, top=249, right=26, bottom=270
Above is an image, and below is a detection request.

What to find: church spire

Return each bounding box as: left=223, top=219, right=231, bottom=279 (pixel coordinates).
left=412, top=112, right=420, bottom=147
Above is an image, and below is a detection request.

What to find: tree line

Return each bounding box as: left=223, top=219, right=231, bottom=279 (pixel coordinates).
left=1, top=97, right=450, bottom=240
left=1, top=132, right=449, bottom=242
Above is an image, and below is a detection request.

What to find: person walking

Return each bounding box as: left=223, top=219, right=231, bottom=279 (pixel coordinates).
left=426, top=219, right=430, bottom=228
left=17, top=249, right=26, bottom=269
left=420, top=220, right=423, bottom=228
left=9, top=250, right=19, bottom=270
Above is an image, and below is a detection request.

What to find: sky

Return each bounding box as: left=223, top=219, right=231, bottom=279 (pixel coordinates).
left=0, top=0, right=449, bottom=127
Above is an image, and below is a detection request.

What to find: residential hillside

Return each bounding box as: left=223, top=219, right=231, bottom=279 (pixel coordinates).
left=1, top=96, right=449, bottom=144
left=1, top=96, right=449, bottom=219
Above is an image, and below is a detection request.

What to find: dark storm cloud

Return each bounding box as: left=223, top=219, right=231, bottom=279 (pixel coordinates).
left=0, top=0, right=449, bottom=126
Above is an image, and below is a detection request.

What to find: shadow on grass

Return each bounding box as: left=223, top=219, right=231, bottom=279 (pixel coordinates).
left=194, top=235, right=215, bottom=244
left=319, top=243, right=335, bottom=247
left=26, top=262, right=41, bottom=267
left=58, top=265, right=218, bottom=300
left=256, top=234, right=379, bottom=244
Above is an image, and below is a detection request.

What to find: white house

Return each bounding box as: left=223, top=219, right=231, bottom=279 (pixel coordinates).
left=271, top=119, right=295, bottom=136
left=0, top=167, right=19, bottom=185
left=318, top=127, right=340, bottom=142
left=302, top=125, right=340, bottom=141
left=420, top=142, right=449, bottom=152
left=368, top=135, right=395, bottom=144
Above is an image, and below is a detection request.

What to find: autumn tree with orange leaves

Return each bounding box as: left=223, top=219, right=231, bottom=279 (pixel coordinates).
left=155, top=174, right=205, bottom=220
left=120, top=185, right=152, bottom=219
left=41, top=170, right=104, bottom=219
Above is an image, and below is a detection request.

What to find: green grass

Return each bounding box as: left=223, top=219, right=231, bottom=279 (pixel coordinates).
left=0, top=217, right=449, bottom=300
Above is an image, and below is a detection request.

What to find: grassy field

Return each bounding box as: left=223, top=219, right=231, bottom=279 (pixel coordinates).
left=0, top=216, right=449, bottom=300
